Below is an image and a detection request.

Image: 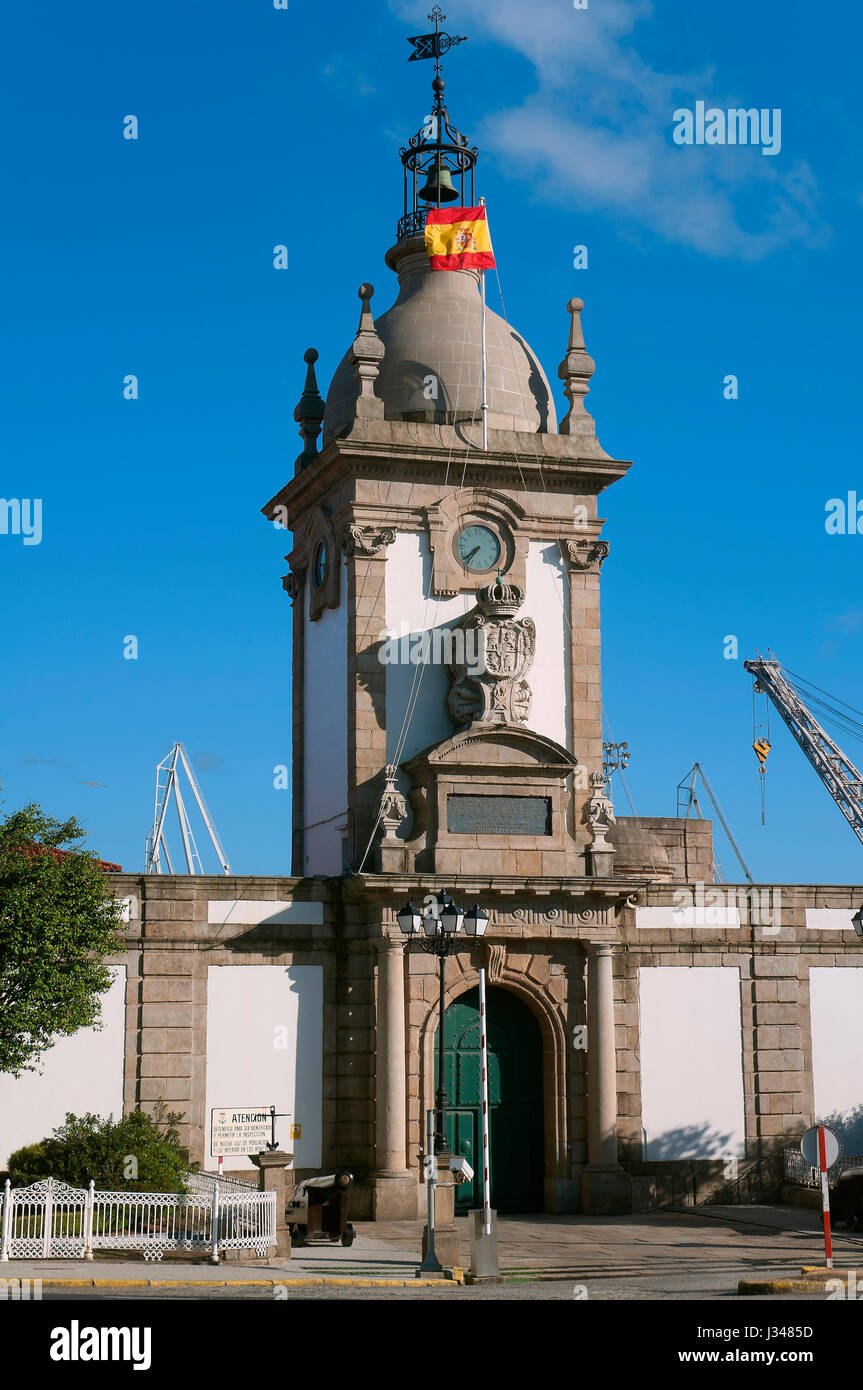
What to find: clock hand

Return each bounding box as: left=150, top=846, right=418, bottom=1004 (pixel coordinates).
left=463, top=545, right=481, bottom=564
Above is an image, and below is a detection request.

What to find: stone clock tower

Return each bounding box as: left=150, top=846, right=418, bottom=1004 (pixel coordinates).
left=264, top=121, right=630, bottom=887
left=262, top=56, right=645, bottom=1219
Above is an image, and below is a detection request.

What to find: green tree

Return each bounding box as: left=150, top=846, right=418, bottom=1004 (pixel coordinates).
left=0, top=800, right=125, bottom=1076
left=6, top=1104, right=194, bottom=1192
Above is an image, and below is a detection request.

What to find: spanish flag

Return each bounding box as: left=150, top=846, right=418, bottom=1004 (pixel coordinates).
left=424, top=206, right=496, bottom=271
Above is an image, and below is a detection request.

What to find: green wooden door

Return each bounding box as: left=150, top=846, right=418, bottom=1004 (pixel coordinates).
left=435, top=987, right=544, bottom=1214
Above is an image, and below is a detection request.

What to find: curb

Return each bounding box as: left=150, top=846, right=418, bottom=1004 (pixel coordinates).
left=24, top=1271, right=466, bottom=1290
left=738, top=1266, right=858, bottom=1296
left=738, top=1279, right=835, bottom=1295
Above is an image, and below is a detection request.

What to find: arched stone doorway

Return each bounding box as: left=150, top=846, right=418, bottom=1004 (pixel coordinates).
left=435, top=986, right=545, bottom=1214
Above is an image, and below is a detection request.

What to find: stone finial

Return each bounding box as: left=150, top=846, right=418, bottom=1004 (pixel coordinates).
left=557, top=298, right=597, bottom=436
left=378, top=764, right=408, bottom=844
left=584, top=769, right=616, bottom=876
left=350, top=283, right=385, bottom=420
left=294, top=348, right=325, bottom=469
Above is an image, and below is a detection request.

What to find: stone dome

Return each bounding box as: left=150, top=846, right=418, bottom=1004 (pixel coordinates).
left=323, top=236, right=557, bottom=440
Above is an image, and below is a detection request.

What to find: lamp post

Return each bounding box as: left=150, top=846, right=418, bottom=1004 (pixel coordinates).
left=398, top=891, right=489, bottom=1154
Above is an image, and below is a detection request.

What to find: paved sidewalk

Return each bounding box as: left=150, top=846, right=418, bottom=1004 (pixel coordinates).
left=2, top=1204, right=860, bottom=1291
left=0, top=1224, right=432, bottom=1288
left=371, top=1204, right=863, bottom=1282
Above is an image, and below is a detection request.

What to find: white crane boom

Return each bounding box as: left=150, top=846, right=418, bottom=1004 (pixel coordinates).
left=145, top=742, right=231, bottom=875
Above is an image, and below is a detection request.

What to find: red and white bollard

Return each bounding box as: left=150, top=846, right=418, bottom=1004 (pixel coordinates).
left=818, top=1124, right=833, bottom=1269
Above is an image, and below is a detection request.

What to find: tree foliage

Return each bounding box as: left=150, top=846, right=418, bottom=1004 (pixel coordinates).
left=5, top=1104, right=194, bottom=1192
left=0, top=800, right=125, bottom=1076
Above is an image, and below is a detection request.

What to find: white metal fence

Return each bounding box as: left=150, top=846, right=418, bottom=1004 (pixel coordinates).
left=186, top=1170, right=257, bottom=1195
left=0, top=1178, right=275, bottom=1263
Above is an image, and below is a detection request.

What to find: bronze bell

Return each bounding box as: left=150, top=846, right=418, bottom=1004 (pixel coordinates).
left=418, top=159, right=459, bottom=204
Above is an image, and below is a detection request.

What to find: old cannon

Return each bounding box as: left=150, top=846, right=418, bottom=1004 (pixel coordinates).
left=286, top=1169, right=355, bottom=1247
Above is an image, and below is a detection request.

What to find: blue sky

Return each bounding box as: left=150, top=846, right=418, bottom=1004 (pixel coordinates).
left=2, top=0, right=862, bottom=883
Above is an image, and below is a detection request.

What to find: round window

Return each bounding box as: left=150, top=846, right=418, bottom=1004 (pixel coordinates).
left=312, top=540, right=328, bottom=589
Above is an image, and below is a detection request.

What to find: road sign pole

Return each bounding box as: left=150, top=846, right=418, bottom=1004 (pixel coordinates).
left=818, top=1124, right=833, bottom=1268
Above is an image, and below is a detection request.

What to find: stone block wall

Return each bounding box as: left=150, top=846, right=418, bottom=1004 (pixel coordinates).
left=90, top=870, right=863, bottom=1219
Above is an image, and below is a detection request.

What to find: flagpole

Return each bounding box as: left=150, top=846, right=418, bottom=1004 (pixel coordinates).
left=479, top=195, right=488, bottom=452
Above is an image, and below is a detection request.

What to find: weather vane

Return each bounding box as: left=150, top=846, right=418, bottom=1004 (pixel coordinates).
left=407, top=6, right=468, bottom=79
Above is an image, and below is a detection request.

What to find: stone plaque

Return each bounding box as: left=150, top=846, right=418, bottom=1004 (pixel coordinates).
left=447, top=794, right=552, bottom=836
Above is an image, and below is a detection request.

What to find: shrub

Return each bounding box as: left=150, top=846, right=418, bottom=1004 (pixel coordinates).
left=6, top=1103, right=195, bottom=1192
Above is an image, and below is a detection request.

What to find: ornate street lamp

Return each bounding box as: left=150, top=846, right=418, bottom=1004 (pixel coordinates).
left=399, top=890, right=488, bottom=1153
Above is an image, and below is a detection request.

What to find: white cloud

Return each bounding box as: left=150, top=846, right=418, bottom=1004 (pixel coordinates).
left=390, top=0, right=827, bottom=259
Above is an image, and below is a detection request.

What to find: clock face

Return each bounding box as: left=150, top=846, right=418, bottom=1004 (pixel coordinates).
left=456, top=524, right=501, bottom=573
left=312, top=541, right=327, bottom=589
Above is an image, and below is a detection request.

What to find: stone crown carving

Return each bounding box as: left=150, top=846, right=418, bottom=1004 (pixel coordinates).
left=446, top=579, right=536, bottom=728
left=474, top=578, right=524, bottom=617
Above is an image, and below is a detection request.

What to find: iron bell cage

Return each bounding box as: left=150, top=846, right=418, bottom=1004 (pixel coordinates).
left=397, top=78, right=478, bottom=242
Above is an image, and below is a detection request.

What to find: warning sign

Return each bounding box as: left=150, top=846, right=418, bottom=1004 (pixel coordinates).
left=210, top=1107, right=271, bottom=1156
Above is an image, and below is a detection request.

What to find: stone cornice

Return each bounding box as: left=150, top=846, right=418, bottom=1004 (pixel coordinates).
left=343, top=873, right=649, bottom=906
left=263, top=427, right=632, bottom=528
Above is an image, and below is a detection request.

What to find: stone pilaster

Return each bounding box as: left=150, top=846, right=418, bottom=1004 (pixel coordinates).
left=581, top=942, right=632, bottom=1213
left=744, top=953, right=814, bottom=1154
left=344, top=537, right=391, bottom=867
left=285, top=565, right=306, bottom=875
left=371, top=936, right=416, bottom=1219
left=132, top=882, right=209, bottom=1162
left=562, top=539, right=606, bottom=862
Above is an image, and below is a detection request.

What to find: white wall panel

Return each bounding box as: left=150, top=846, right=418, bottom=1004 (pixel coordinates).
left=810, top=967, right=863, bottom=1130
left=523, top=542, right=569, bottom=748
left=205, top=965, right=322, bottom=1169
left=385, top=531, right=469, bottom=764
left=639, top=966, right=745, bottom=1159
left=0, top=967, right=127, bottom=1168
left=806, top=910, right=856, bottom=931
left=208, top=900, right=323, bottom=926
left=303, top=568, right=348, bottom=874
